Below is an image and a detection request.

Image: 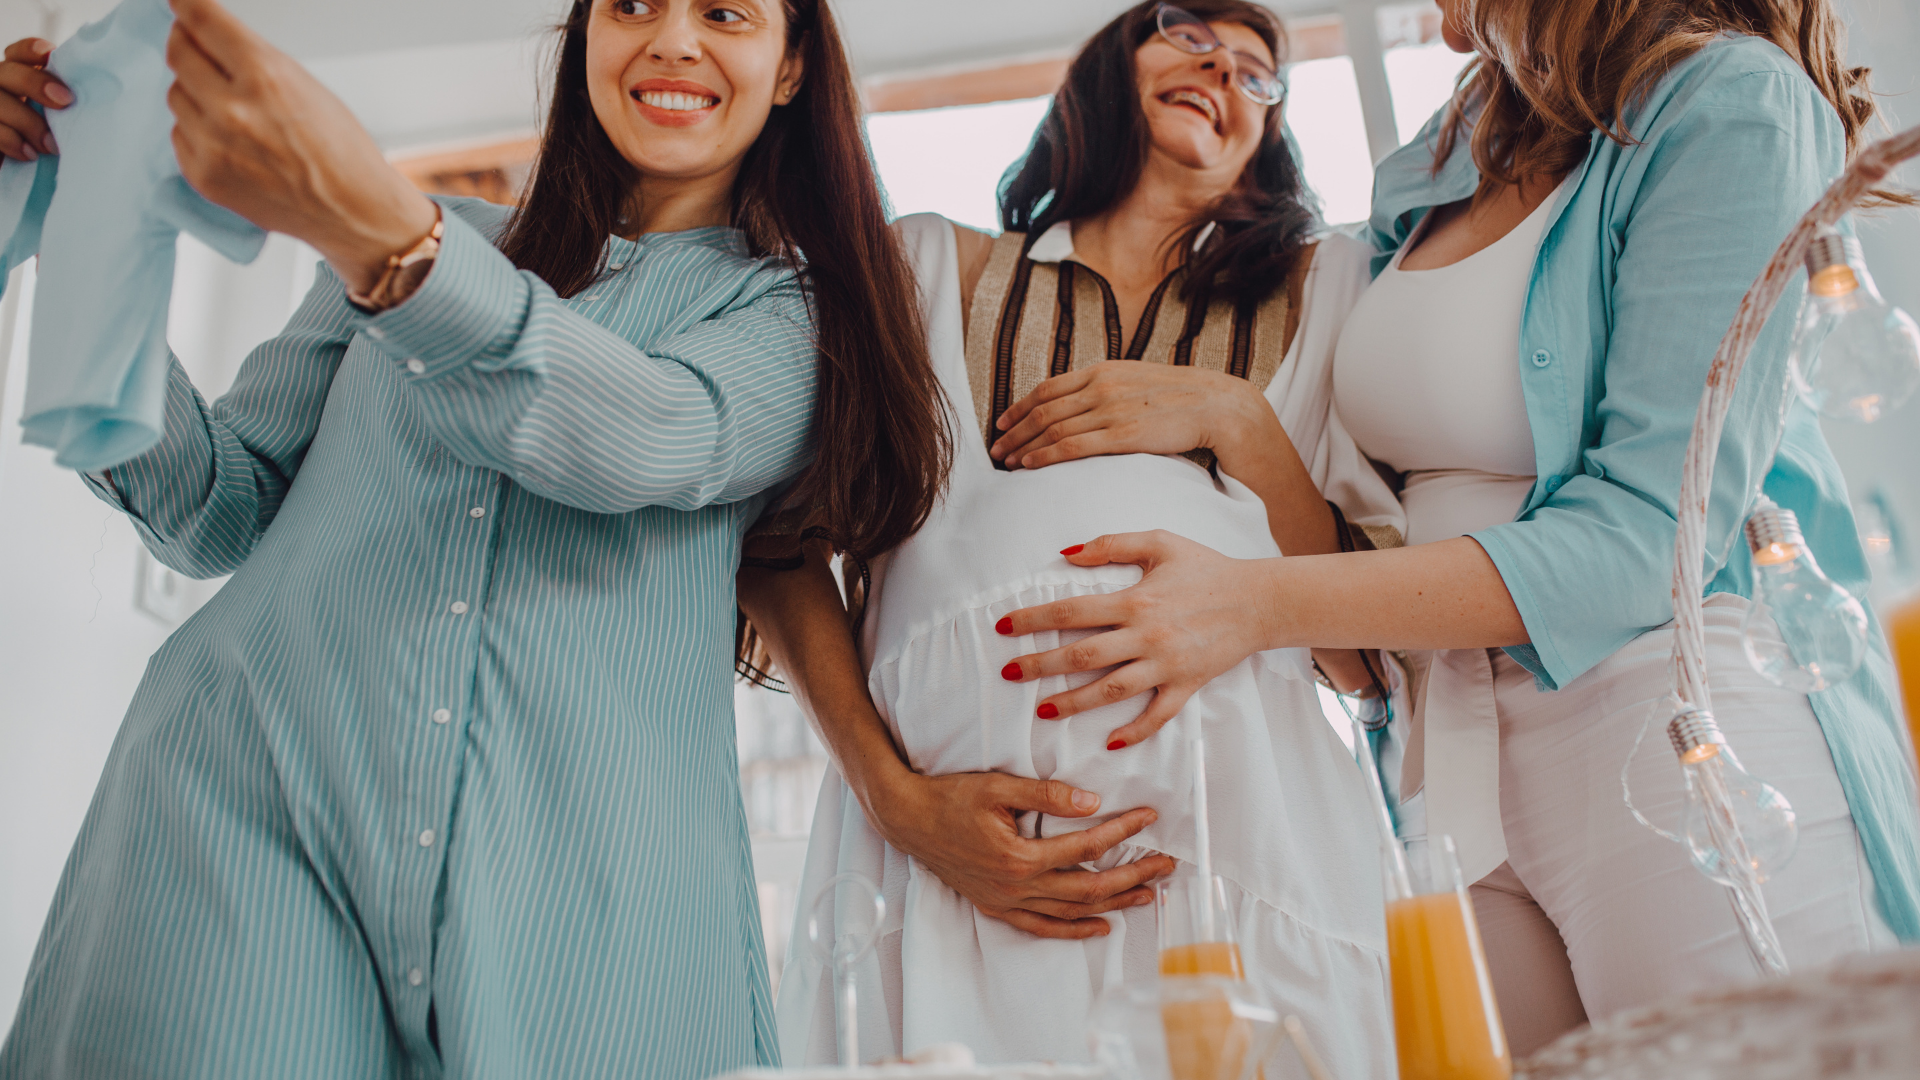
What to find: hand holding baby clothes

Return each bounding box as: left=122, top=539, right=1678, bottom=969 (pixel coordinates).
left=0, top=0, right=265, bottom=471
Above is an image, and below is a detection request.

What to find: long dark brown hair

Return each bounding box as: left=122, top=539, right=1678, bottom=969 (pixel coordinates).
left=999, top=0, right=1316, bottom=307
left=1434, top=0, right=1908, bottom=203
left=499, top=0, right=952, bottom=569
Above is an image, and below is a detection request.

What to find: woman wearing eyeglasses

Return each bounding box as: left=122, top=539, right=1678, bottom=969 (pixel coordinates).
left=739, top=1, right=1401, bottom=1071
left=992, top=0, right=1920, bottom=1057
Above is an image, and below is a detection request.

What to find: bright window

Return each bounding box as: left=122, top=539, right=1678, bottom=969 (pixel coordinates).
left=1385, top=40, right=1474, bottom=154
left=1285, top=55, right=1375, bottom=225
left=866, top=96, right=1053, bottom=233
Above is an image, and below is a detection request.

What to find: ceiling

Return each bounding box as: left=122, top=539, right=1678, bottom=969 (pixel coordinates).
left=3, top=0, right=1345, bottom=150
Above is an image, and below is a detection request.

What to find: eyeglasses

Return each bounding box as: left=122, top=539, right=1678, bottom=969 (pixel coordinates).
left=1153, top=3, right=1285, bottom=107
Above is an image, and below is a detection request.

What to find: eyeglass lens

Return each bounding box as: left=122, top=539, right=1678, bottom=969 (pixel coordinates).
left=1153, top=3, right=1284, bottom=105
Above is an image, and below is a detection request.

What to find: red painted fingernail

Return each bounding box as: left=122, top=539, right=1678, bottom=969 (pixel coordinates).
left=1107, top=739, right=1127, bottom=751
left=1037, top=703, right=1059, bottom=719
left=1001, top=662, right=1023, bottom=682
left=1060, top=544, right=1085, bottom=556
left=995, top=616, right=1013, bottom=635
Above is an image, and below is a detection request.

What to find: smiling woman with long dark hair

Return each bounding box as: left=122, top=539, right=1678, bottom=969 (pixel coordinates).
left=0, top=0, right=944, bottom=1076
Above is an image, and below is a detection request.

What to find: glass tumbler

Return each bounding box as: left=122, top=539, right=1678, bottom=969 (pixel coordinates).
left=1089, top=976, right=1279, bottom=1080
left=1385, top=835, right=1511, bottom=1080
left=1153, top=864, right=1262, bottom=1080
left=1156, top=863, right=1244, bottom=978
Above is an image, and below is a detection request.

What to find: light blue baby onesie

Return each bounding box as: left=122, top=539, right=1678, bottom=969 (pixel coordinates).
left=0, top=0, right=265, bottom=471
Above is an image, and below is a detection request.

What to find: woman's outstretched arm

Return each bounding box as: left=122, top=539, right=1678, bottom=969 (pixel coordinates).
left=165, top=0, right=819, bottom=516
left=736, top=544, right=1174, bottom=939
left=999, top=530, right=1526, bottom=745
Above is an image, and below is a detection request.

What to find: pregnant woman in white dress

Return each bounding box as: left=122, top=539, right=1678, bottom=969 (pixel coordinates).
left=738, top=3, right=1404, bottom=1076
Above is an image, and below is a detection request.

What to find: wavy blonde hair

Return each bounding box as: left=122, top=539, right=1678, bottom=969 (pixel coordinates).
left=1434, top=0, right=1905, bottom=203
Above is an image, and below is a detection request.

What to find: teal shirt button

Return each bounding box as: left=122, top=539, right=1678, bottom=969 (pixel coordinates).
left=1531, top=348, right=1553, bottom=368
left=1544, top=475, right=1565, bottom=494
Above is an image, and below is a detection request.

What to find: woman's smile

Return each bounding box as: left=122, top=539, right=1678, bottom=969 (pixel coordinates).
left=1159, top=86, right=1222, bottom=131
left=630, top=77, right=722, bottom=127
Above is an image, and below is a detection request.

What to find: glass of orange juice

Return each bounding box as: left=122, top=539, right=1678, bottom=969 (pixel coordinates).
left=1089, top=976, right=1282, bottom=1080
left=1890, top=592, right=1920, bottom=775
left=1153, top=866, right=1261, bottom=1080
left=1157, top=865, right=1243, bottom=978
left=1386, top=835, right=1511, bottom=1080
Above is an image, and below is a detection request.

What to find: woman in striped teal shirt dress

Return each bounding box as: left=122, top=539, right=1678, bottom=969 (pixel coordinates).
left=0, top=1, right=947, bottom=1076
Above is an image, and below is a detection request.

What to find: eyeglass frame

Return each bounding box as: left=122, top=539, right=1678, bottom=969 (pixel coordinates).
left=1151, top=3, right=1286, bottom=107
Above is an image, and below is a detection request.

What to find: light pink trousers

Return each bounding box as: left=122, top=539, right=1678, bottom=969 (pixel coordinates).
left=1456, top=596, right=1896, bottom=1056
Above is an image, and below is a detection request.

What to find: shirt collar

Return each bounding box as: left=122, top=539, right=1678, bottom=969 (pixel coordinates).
left=1023, top=219, right=1219, bottom=264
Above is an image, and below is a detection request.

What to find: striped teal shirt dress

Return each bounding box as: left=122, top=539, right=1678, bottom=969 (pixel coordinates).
left=0, top=197, right=818, bottom=1079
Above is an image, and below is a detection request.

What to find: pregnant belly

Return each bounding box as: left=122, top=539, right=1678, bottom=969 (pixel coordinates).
left=866, top=575, right=1319, bottom=895
left=868, top=453, right=1281, bottom=664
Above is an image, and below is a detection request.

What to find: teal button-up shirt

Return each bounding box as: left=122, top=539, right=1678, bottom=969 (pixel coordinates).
left=1, top=197, right=816, bottom=1078
left=1368, top=34, right=1920, bottom=940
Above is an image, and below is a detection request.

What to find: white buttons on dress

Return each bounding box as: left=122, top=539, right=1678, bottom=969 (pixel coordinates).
left=418, top=829, right=435, bottom=847
left=406, top=358, right=426, bottom=375
left=449, top=601, right=469, bottom=615
left=609, top=262, right=625, bottom=271
left=469, top=507, right=486, bottom=518
left=408, top=968, right=424, bottom=986
left=432, top=708, right=451, bottom=725
left=367, top=327, right=386, bottom=341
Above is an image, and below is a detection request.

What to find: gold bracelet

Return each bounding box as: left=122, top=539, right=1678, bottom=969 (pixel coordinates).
left=346, top=208, right=444, bottom=314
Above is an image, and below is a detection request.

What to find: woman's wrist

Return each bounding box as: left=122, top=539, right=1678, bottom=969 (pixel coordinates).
left=1213, top=383, right=1342, bottom=557
left=322, top=186, right=442, bottom=295
left=1204, top=377, right=1275, bottom=472
left=845, top=741, right=927, bottom=847
left=1253, top=555, right=1306, bottom=653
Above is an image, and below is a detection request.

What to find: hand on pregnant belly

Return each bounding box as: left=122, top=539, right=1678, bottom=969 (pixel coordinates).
left=871, top=770, right=1177, bottom=937
left=989, top=361, right=1266, bottom=471
left=1000, top=530, right=1266, bottom=745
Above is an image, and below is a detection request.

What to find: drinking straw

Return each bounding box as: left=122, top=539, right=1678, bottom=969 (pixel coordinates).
left=1190, top=713, right=1215, bottom=941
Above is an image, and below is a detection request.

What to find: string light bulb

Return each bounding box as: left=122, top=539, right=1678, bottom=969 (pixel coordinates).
left=1788, top=227, right=1920, bottom=424
left=1668, top=708, right=1799, bottom=887
left=1667, top=706, right=1796, bottom=976
left=1740, top=500, right=1869, bottom=692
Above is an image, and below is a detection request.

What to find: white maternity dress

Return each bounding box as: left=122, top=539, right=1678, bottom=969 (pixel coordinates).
left=776, top=214, right=1404, bottom=1080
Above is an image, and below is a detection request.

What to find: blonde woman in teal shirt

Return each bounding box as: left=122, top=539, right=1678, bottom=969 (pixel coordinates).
left=991, top=0, right=1920, bottom=1053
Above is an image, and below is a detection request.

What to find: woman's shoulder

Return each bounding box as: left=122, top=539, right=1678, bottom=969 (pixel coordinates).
left=890, top=213, right=1005, bottom=318
left=1670, top=33, right=1825, bottom=92
left=1634, top=34, right=1837, bottom=133
left=1299, top=230, right=1372, bottom=309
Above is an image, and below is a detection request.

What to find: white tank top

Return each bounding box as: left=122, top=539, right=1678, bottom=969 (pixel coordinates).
left=1332, top=186, right=1560, bottom=547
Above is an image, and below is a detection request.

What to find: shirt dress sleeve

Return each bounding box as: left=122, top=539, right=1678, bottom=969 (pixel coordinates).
left=81, top=263, right=360, bottom=578
left=1468, top=68, right=1845, bottom=689
left=357, top=210, right=818, bottom=516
